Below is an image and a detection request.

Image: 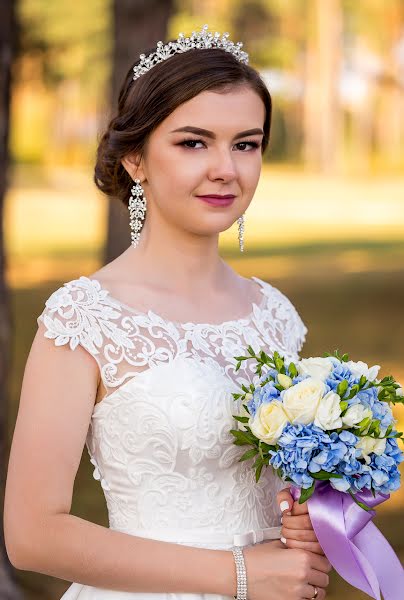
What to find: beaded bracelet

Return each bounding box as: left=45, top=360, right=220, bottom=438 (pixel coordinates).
left=231, top=546, right=248, bottom=600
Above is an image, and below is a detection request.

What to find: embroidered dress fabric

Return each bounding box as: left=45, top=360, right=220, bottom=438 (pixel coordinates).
left=37, top=275, right=308, bottom=599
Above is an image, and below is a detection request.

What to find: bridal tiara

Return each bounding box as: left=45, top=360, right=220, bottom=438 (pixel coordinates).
left=132, top=23, right=249, bottom=81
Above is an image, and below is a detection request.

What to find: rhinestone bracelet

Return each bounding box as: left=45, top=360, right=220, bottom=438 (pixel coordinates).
left=231, top=546, right=248, bottom=600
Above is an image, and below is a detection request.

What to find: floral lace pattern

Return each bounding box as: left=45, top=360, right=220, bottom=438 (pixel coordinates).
left=37, top=275, right=307, bottom=547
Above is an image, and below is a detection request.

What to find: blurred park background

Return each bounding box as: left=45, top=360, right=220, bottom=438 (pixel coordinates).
left=1, top=0, right=404, bottom=598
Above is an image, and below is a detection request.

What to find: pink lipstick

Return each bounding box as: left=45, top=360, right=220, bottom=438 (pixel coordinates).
left=196, top=195, right=235, bottom=207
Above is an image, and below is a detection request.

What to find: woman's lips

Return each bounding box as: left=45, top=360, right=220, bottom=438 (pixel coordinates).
left=196, top=195, right=235, bottom=207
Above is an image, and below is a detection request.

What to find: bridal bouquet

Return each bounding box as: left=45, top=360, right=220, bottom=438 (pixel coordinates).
left=230, top=348, right=404, bottom=599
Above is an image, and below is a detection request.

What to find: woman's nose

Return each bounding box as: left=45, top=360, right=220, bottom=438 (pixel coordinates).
left=207, top=149, right=237, bottom=181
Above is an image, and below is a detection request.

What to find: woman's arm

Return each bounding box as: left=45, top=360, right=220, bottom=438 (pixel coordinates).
left=3, top=324, right=235, bottom=595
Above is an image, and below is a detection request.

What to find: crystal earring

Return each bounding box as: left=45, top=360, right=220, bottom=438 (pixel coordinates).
left=237, top=214, right=245, bottom=252
left=128, top=178, right=147, bottom=248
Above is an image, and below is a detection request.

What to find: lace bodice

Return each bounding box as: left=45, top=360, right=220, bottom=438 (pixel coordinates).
left=37, top=275, right=307, bottom=550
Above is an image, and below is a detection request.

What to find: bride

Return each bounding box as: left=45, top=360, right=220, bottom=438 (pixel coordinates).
left=4, top=25, right=332, bottom=600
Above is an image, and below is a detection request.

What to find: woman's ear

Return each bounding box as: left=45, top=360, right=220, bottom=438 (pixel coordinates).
left=121, top=153, right=145, bottom=182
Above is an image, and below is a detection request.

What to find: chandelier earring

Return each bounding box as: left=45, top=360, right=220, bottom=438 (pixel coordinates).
left=128, top=178, right=147, bottom=248
left=237, top=214, right=245, bottom=252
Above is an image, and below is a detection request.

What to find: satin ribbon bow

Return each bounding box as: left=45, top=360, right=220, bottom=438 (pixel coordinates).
left=233, top=525, right=282, bottom=546
left=291, top=483, right=404, bottom=600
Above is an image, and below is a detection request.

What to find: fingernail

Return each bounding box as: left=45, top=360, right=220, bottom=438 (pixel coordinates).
left=280, top=500, right=290, bottom=513
left=280, top=516, right=283, bottom=524
left=280, top=536, right=287, bottom=544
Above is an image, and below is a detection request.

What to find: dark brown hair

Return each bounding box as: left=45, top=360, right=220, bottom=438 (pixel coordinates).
left=94, top=44, right=272, bottom=205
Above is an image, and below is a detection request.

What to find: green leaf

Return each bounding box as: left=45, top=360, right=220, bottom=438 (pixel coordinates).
left=288, top=362, right=298, bottom=378
left=337, top=379, right=349, bottom=397
left=348, top=489, right=373, bottom=512
left=359, top=375, right=367, bottom=388
left=253, top=456, right=264, bottom=469
left=310, top=470, right=343, bottom=480
left=299, top=482, right=316, bottom=503
left=238, top=448, right=259, bottom=462
left=255, top=463, right=264, bottom=482
left=358, top=416, right=372, bottom=433
left=339, top=400, right=349, bottom=412
left=229, top=429, right=253, bottom=445
left=275, top=357, right=284, bottom=371
left=233, top=415, right=249, bottom=423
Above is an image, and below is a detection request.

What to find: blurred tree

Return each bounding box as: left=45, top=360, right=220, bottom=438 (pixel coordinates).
left=105, top=0, right=174, bottom=262
left=0, top=1, right=24, bottom=597
left=303, top=0, right=343, bottom=172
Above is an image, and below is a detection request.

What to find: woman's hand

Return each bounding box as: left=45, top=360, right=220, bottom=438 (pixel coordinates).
left=243, top=539, right=331, bottom=600
left=277, top=488, right=325, bottom=556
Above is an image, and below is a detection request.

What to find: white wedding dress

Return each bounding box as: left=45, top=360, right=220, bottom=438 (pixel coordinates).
left=37, top=275, right=307, bottom=599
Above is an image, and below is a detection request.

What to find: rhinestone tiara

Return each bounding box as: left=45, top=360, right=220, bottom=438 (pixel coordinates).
left=132, top=23, right=249, bottom=81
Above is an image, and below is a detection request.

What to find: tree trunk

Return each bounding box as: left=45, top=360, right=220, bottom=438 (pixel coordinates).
left=0, top=0, right=24, bottom=598
left=303, top=0, right=343, bottom=173
left=104, top=0, right=174, bottom=263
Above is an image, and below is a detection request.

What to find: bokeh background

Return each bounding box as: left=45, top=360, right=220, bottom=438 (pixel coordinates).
left=1, top=1, right=404, bottom=598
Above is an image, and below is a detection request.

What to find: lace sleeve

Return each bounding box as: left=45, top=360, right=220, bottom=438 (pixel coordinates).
left=257, top=279, right=308, bottom=360
left=35, top=276, right=167, bottom=392
left=36, top=277, right=121, bottom=350
left=288, top=301, right=308, bottom=358
left=35, top=277, right=128, bottom=382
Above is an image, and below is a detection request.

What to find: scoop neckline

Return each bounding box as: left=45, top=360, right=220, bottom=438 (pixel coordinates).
left=86, top=275, right=269, bottom=328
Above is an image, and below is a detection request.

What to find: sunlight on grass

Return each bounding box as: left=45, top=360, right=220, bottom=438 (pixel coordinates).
left=5, top=166, right=404, bottom=288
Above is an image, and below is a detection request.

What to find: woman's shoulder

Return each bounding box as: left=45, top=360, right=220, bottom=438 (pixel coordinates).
left=36, top=275, right=123, bottom=353
left=252, top=275, right=308, bottom=353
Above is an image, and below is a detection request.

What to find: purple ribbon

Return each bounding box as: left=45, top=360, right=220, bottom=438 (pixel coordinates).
left=290, top=483, right=404, bottom=599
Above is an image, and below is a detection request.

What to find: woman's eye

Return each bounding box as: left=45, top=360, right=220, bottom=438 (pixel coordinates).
left=178, top=139, right=260, bottom=151
left=236, top=141, right=260, bottom=151
left=179, top=139, right=205, bottom=149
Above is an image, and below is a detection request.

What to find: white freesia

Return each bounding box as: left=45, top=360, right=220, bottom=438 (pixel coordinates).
left=249, top=401, right=289, bottom=445
left=345, top=360, right=380, bottom=382
left=342, top=404, right=372, bottom=428
left=282, top=377, right=326, bottom=425
left=297, top=357, right=335, bottom=381
left=397, top=386, right=403, bottom=397
left=278, top=374, right=293, bottom=389
left=314, top=391, right=343, bottom=430
left=356, top=436, right=387, bottom=465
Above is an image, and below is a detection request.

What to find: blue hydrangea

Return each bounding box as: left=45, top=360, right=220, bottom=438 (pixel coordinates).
left=269, top=423, right=335, bottom=489
left=355, top=386, right=378, bottom=408
left=247, top=380, right=280, bottom=417
left=371, top=400, right=395, bottom=429
left=367, top=438, right=403, bottom=494
left=324, top=360, right=360, bottom=392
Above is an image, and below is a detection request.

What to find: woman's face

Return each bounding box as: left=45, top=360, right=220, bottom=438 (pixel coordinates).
left=123, top=85, right=266, bottom=238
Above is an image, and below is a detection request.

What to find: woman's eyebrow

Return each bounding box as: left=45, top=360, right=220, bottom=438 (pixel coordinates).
left=169, top=126, right=264, bottom=140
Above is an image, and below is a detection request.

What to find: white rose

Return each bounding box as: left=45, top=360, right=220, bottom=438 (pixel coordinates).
left=345, top=360, right=380, bottom=382
left=278, top=374, right=293, bottom=389
left=356, top=436, right=387, bottom=465
left=342, top=404, right=372, bottom=428
left=249, top=401, right=289, bottom=445
left=314, top=391, right=343, bottom=430
left=282, top=377, right=326, bottom=425
left=297, top=357, right=335, bottom=381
